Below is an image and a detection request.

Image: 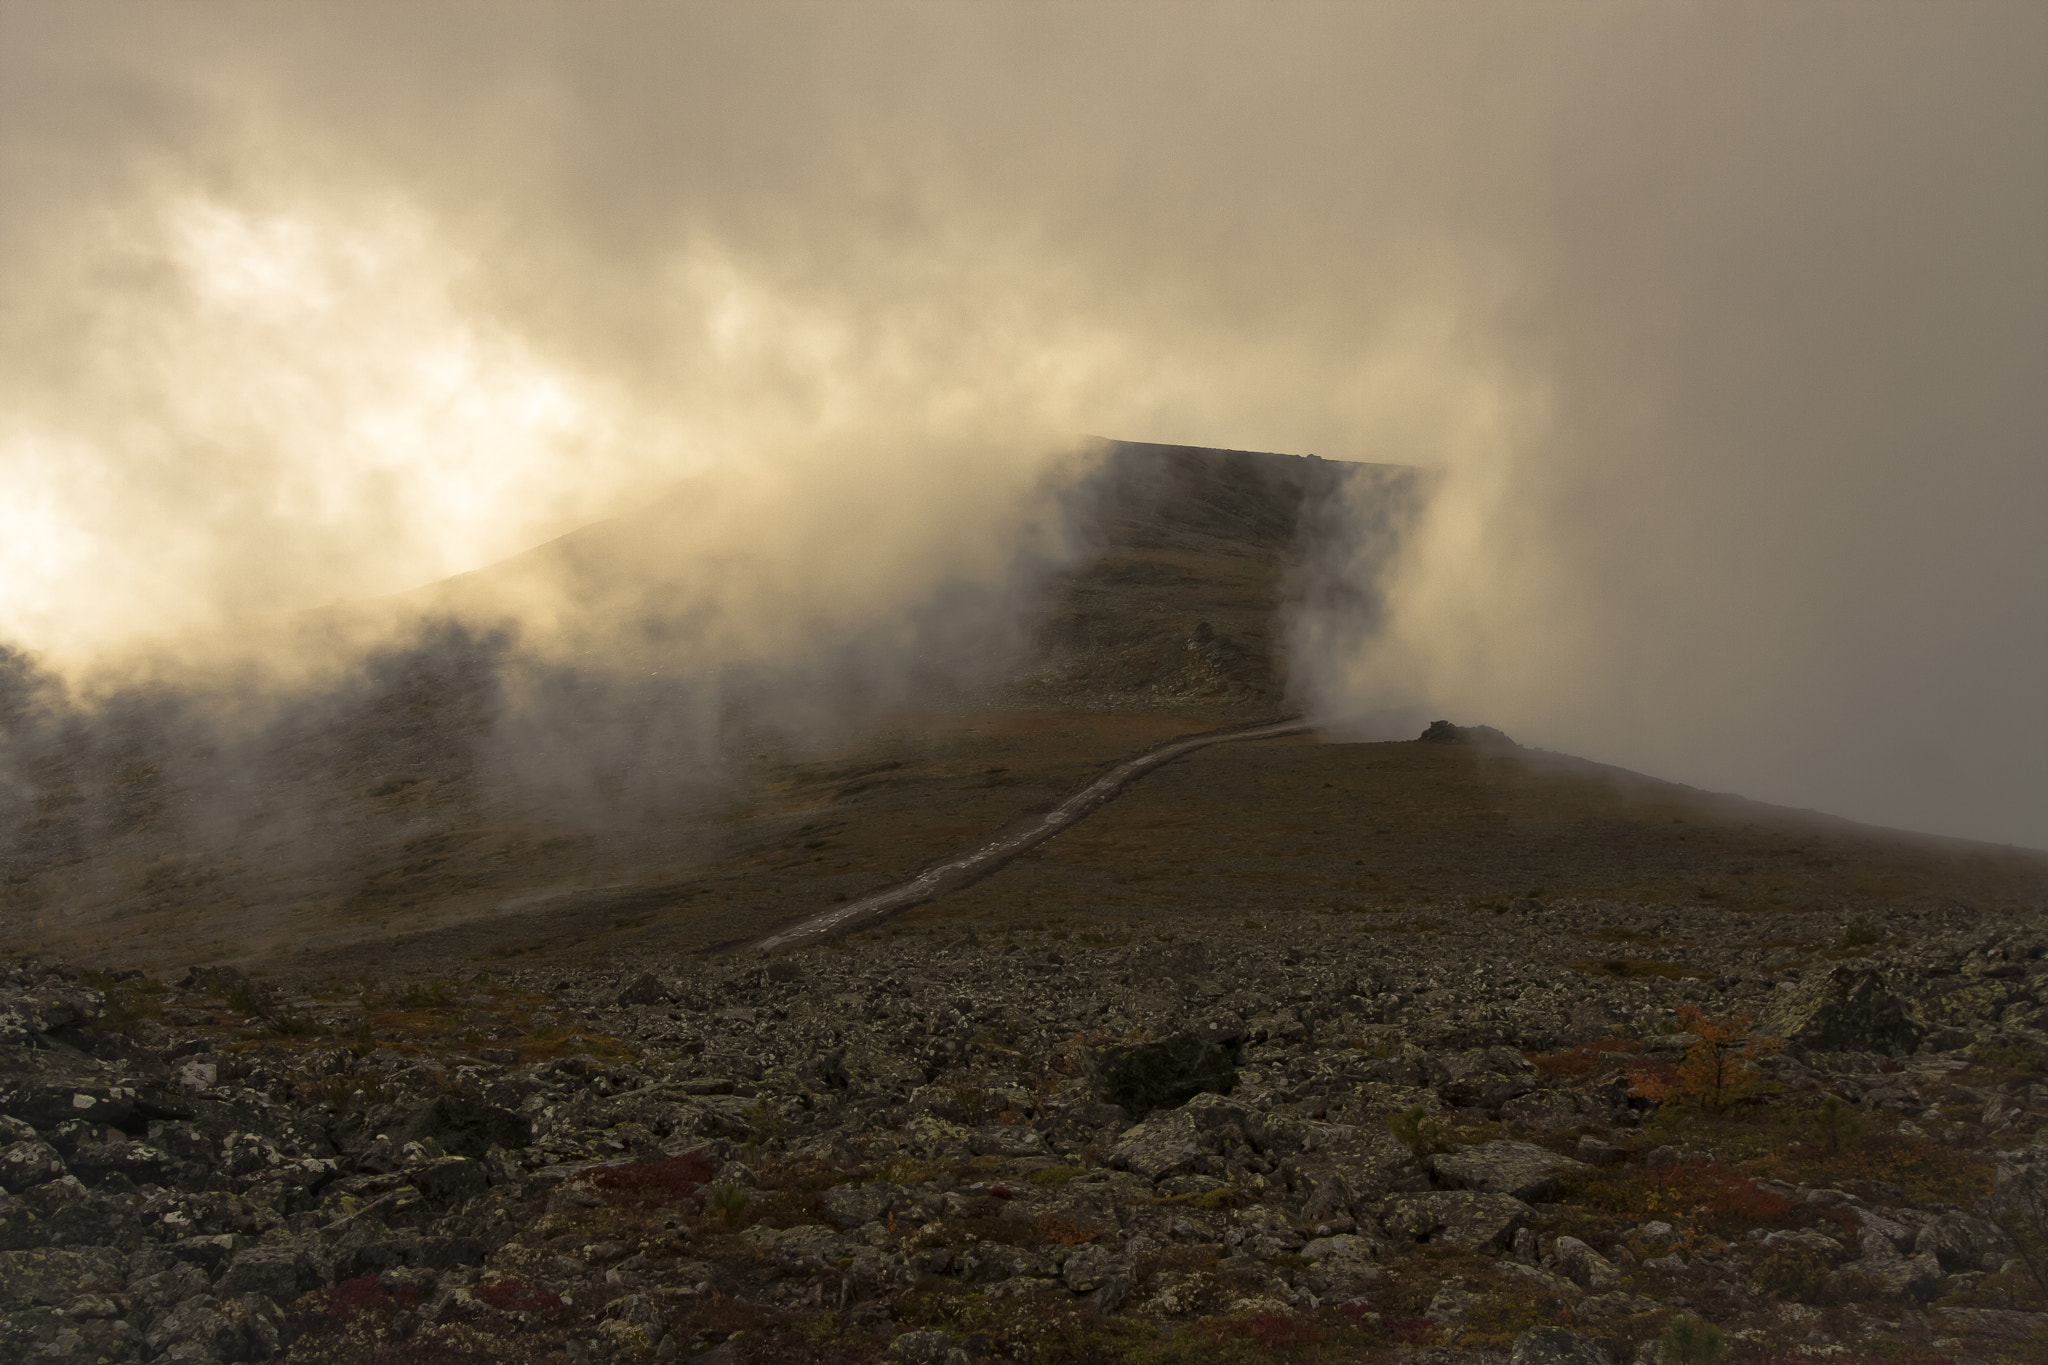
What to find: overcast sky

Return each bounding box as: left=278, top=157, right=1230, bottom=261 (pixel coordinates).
left=2, top=3, right=2043, bottom=848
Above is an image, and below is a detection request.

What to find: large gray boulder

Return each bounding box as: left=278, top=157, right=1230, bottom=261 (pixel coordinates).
left=1285, top=1120, right=1428, bottom=1209
left=1828, top=1250, right=1945, bottom=1301
left=144, top=1294, right=242, bottom=1360
left=1756, top=965, right=1924, bottom=1055
left=1106, top=1093, right=1247, bottom=1181
left=1060, top=1242, right=1119, bottom=1292
left=1501, top=1090, right=1594, bottom=1132
left=1382, top=1191, right=1532, bottom=1251
left=1915, top=1210, right=2009, bottom=1272
left=217, top=1241, right=317, bottom=1301
left=1431, top=1140, right=1589, bottom=1202
left=0, top=1246, right=128, bottom=1310
left=1298, top=1233, right=1385, bottom=1295
left=819, top=1182, right=906, bottom=1230
left=0, top=984, right=102, bottom=1044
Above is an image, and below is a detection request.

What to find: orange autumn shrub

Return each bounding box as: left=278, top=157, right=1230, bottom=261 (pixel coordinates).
left=1632, top=1005, right=1780, bottom=1112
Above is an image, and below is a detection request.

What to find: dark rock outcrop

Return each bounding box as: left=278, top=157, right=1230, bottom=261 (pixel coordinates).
left=1758, top=964, right=1925, bottom=1055
left=1091, top=1030, right=1239, bottom=1115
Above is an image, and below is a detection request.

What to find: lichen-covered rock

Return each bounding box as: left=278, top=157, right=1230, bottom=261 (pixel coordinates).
left=1060, top=1242, right=1118, bottom=1292
left=1298, top=1233, right=1384, bottom=1295
left=968, top=1124, right=1045, bottom=1158
left=1757, top=965, right=1924, bottom=1055
left=216, top=1241, right=315, bottom=1300
left=1500, top=1089, right=1589, bottom=1131
left=1547, top=1234, right=1620, bottom=1290
left=1106, top=1092, right=1247, bottom=1180
left=1828, top=1250, right=1945, bottom=1301
left=1382, top=1191, right=1532, bottom=1251
left=1430, top=1140, right=1589, bottom=1202
left=1509, top=1325, right=1613, bottom=1364
left=0, top=1245, right=128, bottom=1309
left=819, top=1182, right=905, bottom=1229
left=0, top=986, right=102, bottom=1044
left=144, top=1293, right=241, bottom=1360
left=0, top=1140, right=66, bottom=1194
left=887, top=1330, right=969, bottom=1364
left=66, top=1136, right=168, bottom=1187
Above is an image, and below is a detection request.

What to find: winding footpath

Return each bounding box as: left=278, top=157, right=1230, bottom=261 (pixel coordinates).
left=749, top=717, right=1311, bottom=951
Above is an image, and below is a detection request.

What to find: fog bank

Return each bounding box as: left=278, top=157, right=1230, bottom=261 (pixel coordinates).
left=2, top=3, right=2043, bottom=847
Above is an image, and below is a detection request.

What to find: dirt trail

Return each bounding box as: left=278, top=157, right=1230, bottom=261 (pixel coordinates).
left=748, top=717, right=1311, bottom=950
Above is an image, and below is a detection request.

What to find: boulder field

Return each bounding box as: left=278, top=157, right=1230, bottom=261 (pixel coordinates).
left=3, top=899, right=2047, bottom=1363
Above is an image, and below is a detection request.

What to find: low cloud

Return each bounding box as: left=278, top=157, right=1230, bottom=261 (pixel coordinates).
left=0, top=4, right=2041, bottom=855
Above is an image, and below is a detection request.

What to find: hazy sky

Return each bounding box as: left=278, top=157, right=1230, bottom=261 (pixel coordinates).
left=2, top=3, right=2044, bottom=848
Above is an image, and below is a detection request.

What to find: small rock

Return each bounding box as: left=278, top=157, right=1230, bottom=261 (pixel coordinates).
left=616, top=974, right=669, bottom=1008
left=0, top=1140, right=66, bottom=1193
left=887, top=1330, right=966, bottom=1364
left=1549, top=1235, right=1619, bottom=1291
left=1509, top=1325, right=1613, bottom=1364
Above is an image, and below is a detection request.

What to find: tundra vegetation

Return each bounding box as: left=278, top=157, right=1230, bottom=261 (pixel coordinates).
left=4, top=895, right=2048, bottom=1364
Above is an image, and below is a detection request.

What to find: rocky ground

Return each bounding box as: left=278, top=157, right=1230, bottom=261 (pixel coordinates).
left=6, top=896, right=2048, bottom=1364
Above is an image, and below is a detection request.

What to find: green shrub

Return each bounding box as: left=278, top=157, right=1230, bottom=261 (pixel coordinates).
left=1657, top=1313, right=1729, bottom=1364
left=1386, top=1103, right=1446, bottom=1158
left=705, top=1181, right=750, bottom=1226
left=348, top=1023, right=378, bottom=1058
left=83, top=973, right=165, bottom=1036
left=1751, top=1250, right=1830, bottom=1303
left=225, top=979, right=317, bottom=1035
left=1837, top=919, right=1882, bottom=950
left=396, top=980, right=457, bottom=1009
left=1809, top=1095, right=1867, bottom=1154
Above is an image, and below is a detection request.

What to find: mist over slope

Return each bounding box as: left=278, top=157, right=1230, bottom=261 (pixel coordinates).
left=2, top=6, right=2043, bottom=848
left=0, top=441, right=1403, bottom=966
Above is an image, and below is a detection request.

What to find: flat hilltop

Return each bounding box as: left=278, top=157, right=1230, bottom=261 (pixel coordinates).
left=227, top=715, right=2048, bottom=987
